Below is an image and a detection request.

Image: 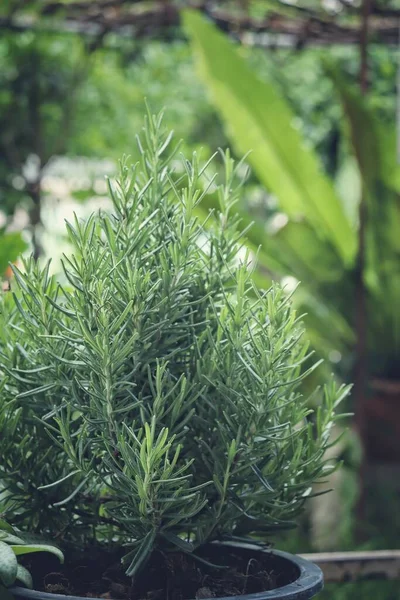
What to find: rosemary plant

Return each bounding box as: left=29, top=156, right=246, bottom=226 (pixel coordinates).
left=0, top=111, right=349, bottom=577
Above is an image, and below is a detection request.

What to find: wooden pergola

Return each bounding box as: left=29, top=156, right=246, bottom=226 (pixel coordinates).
left=1, top=0, right=400, bottom=48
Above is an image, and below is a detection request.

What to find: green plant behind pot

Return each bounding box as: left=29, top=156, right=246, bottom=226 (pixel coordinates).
left=184, top=10, right=400, bottom=380
left=0, top=110, right=349, bottom=577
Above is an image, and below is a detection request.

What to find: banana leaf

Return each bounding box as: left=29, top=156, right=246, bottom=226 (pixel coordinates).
left=183, top=9, right=356, bottom=267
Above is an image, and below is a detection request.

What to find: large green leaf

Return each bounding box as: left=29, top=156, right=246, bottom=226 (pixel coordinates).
left=183, top=9, right=356, bottom=266
left=0, top=541, right=17, bottom=587
left=11, top=544, right=64, bottom=563
left=16, top=564, right=33, bottom=589
left=329, top=69, right=400, bottom=240
left=329, top=69, right=400, bottom=263
left=328, top=66, right=400, bottom=364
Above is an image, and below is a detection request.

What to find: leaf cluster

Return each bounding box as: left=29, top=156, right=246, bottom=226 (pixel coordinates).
left=184, top=12, right=400, bottom=379
left=0, top=110, right=349, bottom=576
left=0, top=518, right=63, bottom=591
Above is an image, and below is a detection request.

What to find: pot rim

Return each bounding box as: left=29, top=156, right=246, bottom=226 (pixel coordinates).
left=10, top=542, right=323, bottom=600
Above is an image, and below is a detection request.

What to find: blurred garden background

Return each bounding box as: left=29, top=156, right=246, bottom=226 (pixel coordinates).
left=1, top=0, right=400, bottom=598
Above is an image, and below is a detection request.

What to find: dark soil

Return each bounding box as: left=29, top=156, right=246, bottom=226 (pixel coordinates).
left=24, top=544, right=300, bottom=600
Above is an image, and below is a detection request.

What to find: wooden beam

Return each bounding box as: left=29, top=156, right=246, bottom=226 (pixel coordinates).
left=301, top=550, right=400, bottom=583
left=1, top=2, right=400, bottom=47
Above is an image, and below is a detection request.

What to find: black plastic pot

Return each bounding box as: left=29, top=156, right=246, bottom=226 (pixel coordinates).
left=10, top=543, right=323, bottom=600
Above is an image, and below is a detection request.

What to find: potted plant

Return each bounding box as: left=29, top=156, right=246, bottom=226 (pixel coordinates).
left=0, top=111, right=348, bottom=600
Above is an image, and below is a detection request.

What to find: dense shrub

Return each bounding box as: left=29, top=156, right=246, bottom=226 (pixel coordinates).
left=0, top=111, right=348, bottom=575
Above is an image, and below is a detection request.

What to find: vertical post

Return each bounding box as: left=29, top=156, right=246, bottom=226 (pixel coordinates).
left=397, top=21, right=400, bottom=164
left=359, top=0, right=371, bottom=94
left=28, top=177, right=43, bottom=260
left=354, top=0, right=372, bottom=526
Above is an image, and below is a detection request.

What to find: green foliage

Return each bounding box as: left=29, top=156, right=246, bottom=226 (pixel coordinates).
left=246, top=43, right=396, bottom=175
left=0, top=232, right=27, bottom=276
left=0, top=25, right=225, bottom=260
left=184, top=11, right=400, bottom=378
left=0, top=111, right=348, bottom=576
left=327, top=67, right=400, bottom=376
left=0, top=518, right=63, bottom=591
left=71, top=41, right=225, bottom=161
left=183, top=9, right=356, bottom=266
left=0, top=30, right=89, bottom=215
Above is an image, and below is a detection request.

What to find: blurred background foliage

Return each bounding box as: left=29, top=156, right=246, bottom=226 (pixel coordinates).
left=1, top=1, right=400, bottom=598
left=184, top=9, right=400, bottom=381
